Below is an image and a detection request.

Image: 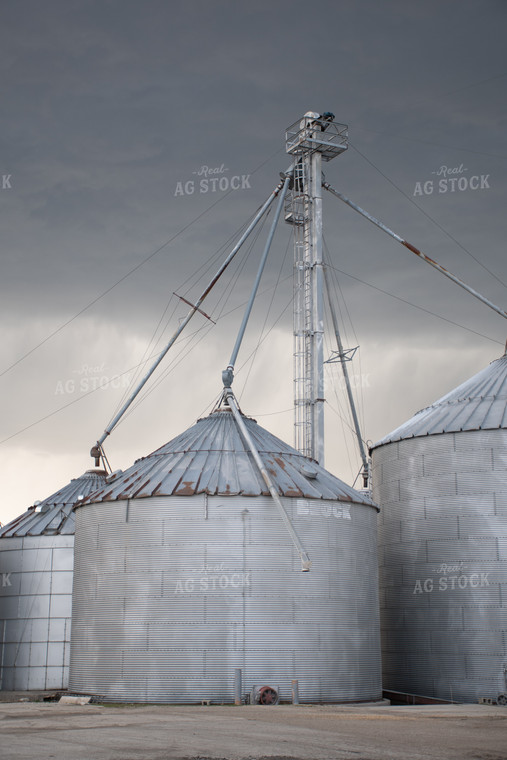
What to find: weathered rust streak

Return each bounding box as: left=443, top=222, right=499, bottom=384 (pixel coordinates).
left=402, top=240, right=421, bottom=256
left=403, top=241, right=445, bottom=270
left=175, top=481, right=196, bottom=496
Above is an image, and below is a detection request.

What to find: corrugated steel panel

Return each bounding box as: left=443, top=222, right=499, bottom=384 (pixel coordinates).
left=372, top=354, right=507, bottom=448
left=0, top=469, right=107, bottom=538
left=0, top=470, right=106, bottom=691
left=69, top=494, right=382, bottom=704
left=0, top=534, right=74, bottom=691
left=374, top=429, right=507, bottom=703
left=68, top=409, right=381, bottom=704
left=83, top=409, right=373, bottom=506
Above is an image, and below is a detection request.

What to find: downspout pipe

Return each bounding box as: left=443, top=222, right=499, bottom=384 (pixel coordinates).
left=225, top=388, right=311, bottom=572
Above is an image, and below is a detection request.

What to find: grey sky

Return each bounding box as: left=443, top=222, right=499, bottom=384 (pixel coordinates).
left=1, top=0, right=506, bottom=524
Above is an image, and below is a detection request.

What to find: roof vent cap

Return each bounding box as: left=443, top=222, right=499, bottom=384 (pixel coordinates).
left=105, top=470, right=123, bottom=483
left=299, top=462, right=318, bottom=479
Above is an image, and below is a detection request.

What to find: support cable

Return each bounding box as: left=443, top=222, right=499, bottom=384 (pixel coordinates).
left=325, top=261, right=502, bottom=345
left=222, top=174, right=291, bottom=386
left=349, top=141, right=507, bottom=290
left=323, top=264, right=370, bottom=488
left=218, top=172, right=312, bottom=571
left=237, top=234, right=292, bottom=403
left=91, top=178, right=286, bottom=464
left=323, top=182, right=507, bottom=322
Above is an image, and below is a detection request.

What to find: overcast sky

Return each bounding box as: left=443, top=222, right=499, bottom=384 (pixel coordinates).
left=1, top=0, right=506, bottom=524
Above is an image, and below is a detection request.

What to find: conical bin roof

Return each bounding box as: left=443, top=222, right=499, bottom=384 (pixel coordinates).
left=81, top=408, right=372, bottom=505
left=372, top=353, right=507, bottom=449
left=0, top=469, right=108, bottom=537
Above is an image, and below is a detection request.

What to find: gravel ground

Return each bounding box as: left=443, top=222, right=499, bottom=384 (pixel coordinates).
left=0, top=696, right=506, bottom=760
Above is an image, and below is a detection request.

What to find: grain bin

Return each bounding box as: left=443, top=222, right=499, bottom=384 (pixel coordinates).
left=371, top=353, right=507, bottom=704
left=69, top=407, right=381, bottom=704
left=0, top=469, right=107, bottom=691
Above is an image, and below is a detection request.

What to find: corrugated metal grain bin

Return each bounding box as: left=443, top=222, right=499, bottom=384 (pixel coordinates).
left=0, top=469, right=107, bottom=691
left=69, top=408, right=382, bottom=704
left=371, top=354, right=507, bottom=704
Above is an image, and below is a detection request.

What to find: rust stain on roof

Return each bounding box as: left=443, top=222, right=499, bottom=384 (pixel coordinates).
left=76, top=411, right=372, bottom=507
left=175, top=481, right=196, bottom=496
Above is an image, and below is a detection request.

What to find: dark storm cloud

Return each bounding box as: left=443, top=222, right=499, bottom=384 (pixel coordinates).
left=1, top=0, right=506, bottom=523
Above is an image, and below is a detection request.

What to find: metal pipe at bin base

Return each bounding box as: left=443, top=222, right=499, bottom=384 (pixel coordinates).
left=234, top=668, right=243, bottom=706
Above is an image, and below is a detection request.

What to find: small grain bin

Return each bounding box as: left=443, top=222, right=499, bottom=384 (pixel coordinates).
left=371, top=353, right=507, bottom=704
left=0, top=469, right=107, bottom=691
left=69, top=407, right=381, bottom=704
